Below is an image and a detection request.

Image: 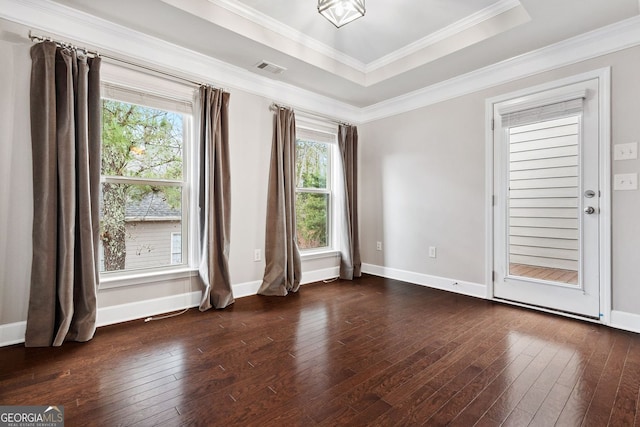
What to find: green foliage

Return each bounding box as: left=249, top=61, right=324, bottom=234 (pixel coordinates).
left=101, top=99, right=184, bottom=271
left=296, top=192, right=328, bottom=249
left=296, top=139, right=327, bottom=189
left=101, top=100, right=183, bottom=181
left=295, top=139, right=329, bottom=249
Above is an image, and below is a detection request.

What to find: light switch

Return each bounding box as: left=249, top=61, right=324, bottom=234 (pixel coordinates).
left=614, top=173, right=638, bottom=190
left=614, top=142, right=638, bottom=160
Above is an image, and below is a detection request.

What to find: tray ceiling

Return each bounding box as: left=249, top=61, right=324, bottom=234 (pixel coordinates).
left=41, top=0, right=640, bottom=106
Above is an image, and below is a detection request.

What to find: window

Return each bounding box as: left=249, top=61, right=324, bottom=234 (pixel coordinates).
left=295, top=123, right=337, bottom=251
left=170, top=232, right=182, bottom=264
left=99, top=80, right=192, bottom=275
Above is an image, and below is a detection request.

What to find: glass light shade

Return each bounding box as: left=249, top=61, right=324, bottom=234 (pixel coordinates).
left=318, top=0, right=365, bottom=28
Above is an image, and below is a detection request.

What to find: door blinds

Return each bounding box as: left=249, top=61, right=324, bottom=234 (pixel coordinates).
left=499, top=89, right=586, bottom=128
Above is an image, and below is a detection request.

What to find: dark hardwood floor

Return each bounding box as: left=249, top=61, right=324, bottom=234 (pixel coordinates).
left=1, top=275, right=639, bottom=426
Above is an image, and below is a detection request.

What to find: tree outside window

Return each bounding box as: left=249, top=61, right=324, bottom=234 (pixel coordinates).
left=100, top=99, right=186, bottom=272
left=295, top=138, right=330, bottom=250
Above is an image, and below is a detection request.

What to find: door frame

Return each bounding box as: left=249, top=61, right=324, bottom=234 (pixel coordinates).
left=484, top=68, right=611, bottom=324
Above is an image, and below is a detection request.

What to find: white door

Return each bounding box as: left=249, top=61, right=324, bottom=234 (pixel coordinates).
left=493, top=78, right=601, bottom=318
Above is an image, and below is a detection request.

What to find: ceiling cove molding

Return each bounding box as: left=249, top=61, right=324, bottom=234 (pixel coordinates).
left=180, top=0, right=526, bottom=85
left=205, top=0, right=367, bottom=71
left=0, top=0, right=362, bottom=123
left=363, top=5, right=530, bottom=87
left=160, top=0, right=365, bottom=86
left=2, top=0, right=640, bottom=124
left=365, top=0, right=523, bottom=73
left=360, top=14, right=640, bottom=123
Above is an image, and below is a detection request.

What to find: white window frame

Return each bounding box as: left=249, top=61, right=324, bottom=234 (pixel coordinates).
left=98, top=63, right=197, bottom=289
left=295, top=118, right=340, bottom=257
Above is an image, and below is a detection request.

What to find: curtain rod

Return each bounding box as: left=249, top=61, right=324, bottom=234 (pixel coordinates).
left=270, top=103, right=353, bottom=127
left=28, top=31, right=225, bottom=91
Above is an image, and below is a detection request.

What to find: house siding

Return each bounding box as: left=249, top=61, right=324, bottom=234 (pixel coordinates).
left=115, top=220, right=182, bottom=271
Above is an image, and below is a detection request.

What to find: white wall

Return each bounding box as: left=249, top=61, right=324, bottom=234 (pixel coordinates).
left=0, top=34, right=32, bottom=327
left=361, top=94, right=486, bottom=284
left=0, top=20, right=339, bottom=329
left=360, top=45, right=640, bottom=317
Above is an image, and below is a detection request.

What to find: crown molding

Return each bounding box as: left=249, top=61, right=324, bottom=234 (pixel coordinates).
left=0, top=0, right=362, bottom=123
left=360, top=14, right=640, bottom=123
left=365, top=0, right=523, bottom=73
left=206, top=0, right=367, bottom=71
left=207, top=0, right=523, bottom=75
left=1, top=0, right=640, bottom=124
left=363, top=4, right=530, bottom=86
left=161, top=0, right=366, bottom=85
left=174, top=0, right=527, bottom=86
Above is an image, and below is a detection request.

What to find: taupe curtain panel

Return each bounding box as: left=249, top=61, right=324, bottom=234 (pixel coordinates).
left=26, top=41, right=101, bottom=347
left=258, top=107, right=302, bottom=296
left=198, top=86, right=234, bottom=310
left=338, top=124, right=362, bottom=280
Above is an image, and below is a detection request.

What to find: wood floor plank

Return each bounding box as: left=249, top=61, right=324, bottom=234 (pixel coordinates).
left=445, top=352, right=535, bottom=426
left=481, top=344, right=558, bottom=423
left=502, top=406, right=535, bottom=426
left=581, top=333, right=631, bottom=426
left=380, top=313, right=513, bottom=407
left=1, top=275, right=638, bottom=426
left=377, top=323, right=528, bottom=425
left=423, top=333, right=539, bottom=425
left=528, top=325, right=610, bottom=426
left=608, top=336, right=640, bottom=426
left=514, top=346, right=575, bottom=416
left=555, top=329, right=615, bottom=426
left=528, top=382, right=575, bottom=427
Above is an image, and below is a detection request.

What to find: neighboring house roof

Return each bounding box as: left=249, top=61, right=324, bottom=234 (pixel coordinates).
left=125, top=193, right=181, bottom=221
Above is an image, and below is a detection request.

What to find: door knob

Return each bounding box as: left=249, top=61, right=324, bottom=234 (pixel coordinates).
left=584, top=206, right=596, bottom=214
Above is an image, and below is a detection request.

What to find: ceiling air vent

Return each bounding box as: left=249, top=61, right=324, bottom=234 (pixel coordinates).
left=255, top=60, right=287, bottom=75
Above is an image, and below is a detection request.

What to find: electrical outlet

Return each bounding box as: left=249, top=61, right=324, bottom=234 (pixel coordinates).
left=429, top=246, right=437, bottom=258
left=614, top=142, right=638, bottom=160
left=376, top=241, right=382, bottom=251
left=254, top=249, right=262, bottom=262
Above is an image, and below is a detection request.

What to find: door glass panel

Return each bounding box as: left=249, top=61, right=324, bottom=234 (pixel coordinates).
left=507, top=115, right=580, bottom=285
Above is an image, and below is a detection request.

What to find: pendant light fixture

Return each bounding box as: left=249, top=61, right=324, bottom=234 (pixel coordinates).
left=318, top=0, right=365, bottom=28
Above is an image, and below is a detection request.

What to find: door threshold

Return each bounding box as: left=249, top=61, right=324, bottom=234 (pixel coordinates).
left=492, top=297, right=602, bottom=323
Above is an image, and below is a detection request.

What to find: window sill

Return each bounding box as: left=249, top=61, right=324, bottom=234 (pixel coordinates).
left=99, top=268, right=198, bottom=290
left=300, top=249, right=340, bottom=261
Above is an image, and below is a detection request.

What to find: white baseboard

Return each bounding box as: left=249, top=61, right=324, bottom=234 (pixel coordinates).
left=0, top=321, right=27, bottom=347
left=0, top=266, right=342, bottom=347
left=96, top=291, right=201, bottom=327
left=232, top=266, right=341, bottom=298
left=302, top=266, right=340, bottom=285
left=362, top=263, right=487, bottom=299
left=232, top=280, right=262, bottom=298
left=610, top=310, right=640, bottom=334
left=361, top=263, right=640, bottom=335
left=0, top=293, right=203, bottom=348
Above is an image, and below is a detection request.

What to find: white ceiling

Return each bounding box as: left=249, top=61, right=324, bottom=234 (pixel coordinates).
left=47, top=0, right=640, bottom=106
left=213, top=0, right=503, bottom=64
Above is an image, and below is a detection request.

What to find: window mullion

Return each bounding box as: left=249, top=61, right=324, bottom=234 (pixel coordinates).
left=296, top=187, right=330, bottom=194
left=101, top=176, right=184, bottom=187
